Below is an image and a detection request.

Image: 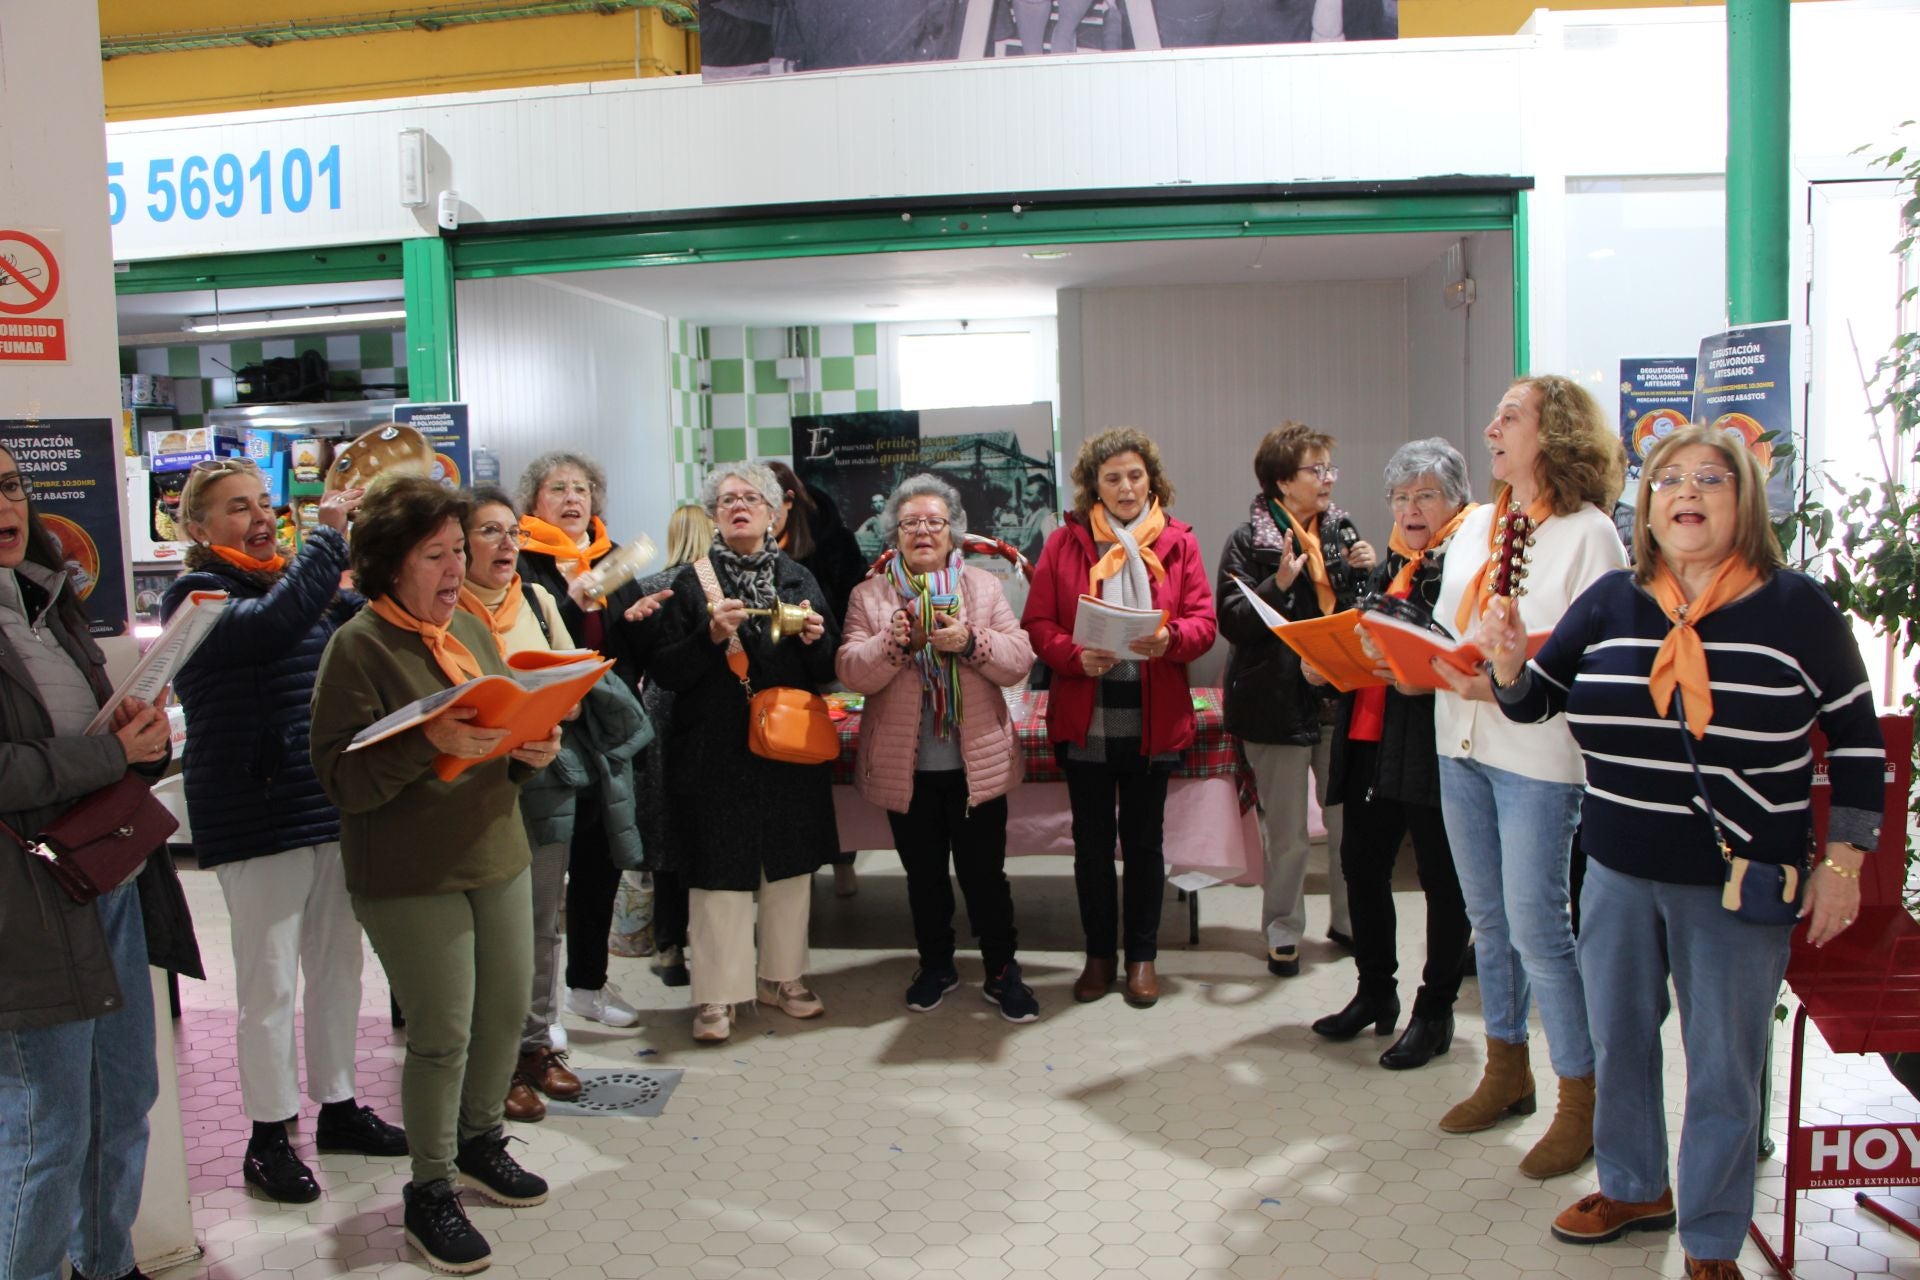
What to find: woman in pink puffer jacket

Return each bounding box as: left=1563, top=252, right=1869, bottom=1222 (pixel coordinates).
left=836, top=474, right=1039, bottom=1022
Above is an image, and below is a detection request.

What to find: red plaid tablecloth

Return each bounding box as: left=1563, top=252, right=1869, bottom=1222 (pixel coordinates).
left=832, top=686, right=1255, bottom=810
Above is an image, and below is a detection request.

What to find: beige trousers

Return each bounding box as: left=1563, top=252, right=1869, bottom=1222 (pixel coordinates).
left=687, top=869, right=812, bottom=1006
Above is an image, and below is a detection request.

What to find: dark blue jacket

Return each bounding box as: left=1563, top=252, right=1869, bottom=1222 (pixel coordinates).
left=161, top=528, right=361, bottom=867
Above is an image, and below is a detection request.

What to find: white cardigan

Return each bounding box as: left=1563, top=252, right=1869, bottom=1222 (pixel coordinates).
left=1432, top=501, right=1627, bottom=785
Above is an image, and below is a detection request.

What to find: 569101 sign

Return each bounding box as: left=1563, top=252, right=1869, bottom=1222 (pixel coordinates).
left=109, top=145, right=342, bottom=226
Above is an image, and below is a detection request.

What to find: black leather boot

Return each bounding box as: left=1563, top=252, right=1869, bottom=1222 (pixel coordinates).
left=1380, top=1011, right=1456, bottom=1070
left=1310, top=989, right=1399, bottom=1041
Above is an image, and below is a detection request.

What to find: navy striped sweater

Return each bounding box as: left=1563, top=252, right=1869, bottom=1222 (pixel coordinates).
left=1496, top=569, right=1884, bottom=886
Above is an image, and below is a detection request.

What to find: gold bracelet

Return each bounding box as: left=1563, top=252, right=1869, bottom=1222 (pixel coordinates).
left=1820, top=857, right=1862, bottom=880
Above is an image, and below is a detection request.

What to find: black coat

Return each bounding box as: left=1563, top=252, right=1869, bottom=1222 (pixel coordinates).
left=795, top=483, right=869, bottom=629
left=652, top=553, right=840, bottom=891
left=1214, top=509, right=1364, bottom=746
left=0, top=563, right=200, bottom=1032
left=162, top=527, right=359, bottom=867
left=519, top=542, right=661, bottom=691
left=632, top=566, right=682, bottom=871
left=1325, top=553, right=1446, bottom=809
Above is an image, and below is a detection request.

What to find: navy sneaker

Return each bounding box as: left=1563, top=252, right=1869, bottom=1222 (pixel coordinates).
left=983, top=962, right=1041, bottom=1024
left=905, top=966, right=961, bottom=1012
left=453, top=1129, right=548, bottom=1207
left=403, top=1179, right=491, bottom=1274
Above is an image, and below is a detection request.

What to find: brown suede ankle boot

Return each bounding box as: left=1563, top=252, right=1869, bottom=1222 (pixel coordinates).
left=1519, top=1073, right=1595, bottom=1178
left=1438, top=1036, right=1536, bottom=1133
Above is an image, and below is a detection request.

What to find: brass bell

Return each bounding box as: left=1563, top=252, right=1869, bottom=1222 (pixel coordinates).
left=708, top=599, right=814, bottom=642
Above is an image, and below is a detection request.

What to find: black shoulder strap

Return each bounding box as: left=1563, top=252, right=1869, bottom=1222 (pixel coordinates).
left=522, top=582, right=553, bottom=644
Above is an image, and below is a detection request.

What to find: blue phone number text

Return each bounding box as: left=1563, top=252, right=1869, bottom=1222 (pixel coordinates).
left=109, top=146, right=343, bottom=225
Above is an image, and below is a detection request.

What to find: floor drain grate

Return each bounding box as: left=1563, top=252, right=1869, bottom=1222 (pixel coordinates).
left=542, top=1068, right=683, bottom=1118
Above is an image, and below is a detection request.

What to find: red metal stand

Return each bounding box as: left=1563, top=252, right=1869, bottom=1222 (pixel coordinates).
left=1749, top=716, right=1920, bottom=1277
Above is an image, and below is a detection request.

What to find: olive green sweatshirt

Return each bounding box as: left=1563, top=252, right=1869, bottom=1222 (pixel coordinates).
left=309, top=607, right=533, bottom=897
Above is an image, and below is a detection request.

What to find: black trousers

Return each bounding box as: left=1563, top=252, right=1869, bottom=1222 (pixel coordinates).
left=1338, top=741, right=1470, bottom=1018
left=885, top=772, right=1017, bottom=973
left=564, top=804, right=624, bottom=992
left=1062, top=759, right=1171, bottom=964
left=650, top=867, right=689, bottom=953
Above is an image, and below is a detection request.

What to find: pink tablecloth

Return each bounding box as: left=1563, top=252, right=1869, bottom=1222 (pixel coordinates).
left=831, top=686, right=1267, bottom=885
left=833, top=775, right=1264, bottom=885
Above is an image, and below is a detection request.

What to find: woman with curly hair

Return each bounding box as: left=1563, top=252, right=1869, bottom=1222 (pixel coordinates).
left=1022, top=428, right=1218, bottom=1008
left=1427, top=375, right=1628, bottom=1179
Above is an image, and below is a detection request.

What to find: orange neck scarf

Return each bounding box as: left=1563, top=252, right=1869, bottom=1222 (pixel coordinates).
left=370, top=595, right=485, bottom=686
left=1454, top=486, right=1554, bottom=635
left=1386, top=504, right=1477, bottom=597
left=1087, top=499, right=1168, bottom=594
left=206, top=543, right=286, bottom=575
left=1647, top=554, right=1764, bottom=738
left=518, top=515, right=611, bottom=576
left=455, top=576, right=525, bottom=658
left=1272, top=500, right=1335, bottom=616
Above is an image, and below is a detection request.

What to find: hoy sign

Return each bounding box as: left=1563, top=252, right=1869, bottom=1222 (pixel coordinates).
left=1794, top=1125, right=1920, bottom=1189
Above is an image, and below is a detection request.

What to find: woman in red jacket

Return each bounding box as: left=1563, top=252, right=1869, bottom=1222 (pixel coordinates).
left=1022, top=428, right=1218, bottom=1007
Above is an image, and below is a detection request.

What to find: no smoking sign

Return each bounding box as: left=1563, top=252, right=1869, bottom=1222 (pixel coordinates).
left=0, top=227, right=68, bottom=362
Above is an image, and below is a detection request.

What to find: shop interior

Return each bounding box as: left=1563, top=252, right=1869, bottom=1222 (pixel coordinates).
left=112, top=226, right=1517, bottom=678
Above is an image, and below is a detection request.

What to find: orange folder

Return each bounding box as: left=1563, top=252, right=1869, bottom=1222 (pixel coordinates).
left=1358, top=611, right=1548, bottom=692
left=1227, top=576, right=1387, bottom=692
left=1269, top=609, right=1391, bottom=693
left=347, top=650, right=615, bottom=781
left=429, top=653, right=615, bottom=780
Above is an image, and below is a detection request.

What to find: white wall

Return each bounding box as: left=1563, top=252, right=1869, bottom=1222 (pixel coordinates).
left=103, top=37, right=1532, bottom=261
left=454, top=276, right=674, bottom=545
left=1061, top=280, right=1410, bottom=680
left=0, top=1, right=198, bottom=1271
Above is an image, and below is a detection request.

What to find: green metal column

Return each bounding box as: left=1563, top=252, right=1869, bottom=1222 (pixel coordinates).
left=403, top=236, right=458, bottom=401
left=1725, top=0, right=1791, bottom=325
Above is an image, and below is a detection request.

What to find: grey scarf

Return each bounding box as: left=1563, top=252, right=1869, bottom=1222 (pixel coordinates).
left=708, top=529, right=780, bottom=636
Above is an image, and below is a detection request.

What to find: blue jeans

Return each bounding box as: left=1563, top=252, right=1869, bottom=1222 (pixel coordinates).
left=0, top=883, right=158, bottom=1280
left=1438, top=756, right=1592, bottom=1077
left=1579, top=861, right=1792, bottom=1261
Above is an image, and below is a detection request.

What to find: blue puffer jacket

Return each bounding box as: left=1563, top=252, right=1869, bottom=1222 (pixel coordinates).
left=160, top=527, right=361, bottom=867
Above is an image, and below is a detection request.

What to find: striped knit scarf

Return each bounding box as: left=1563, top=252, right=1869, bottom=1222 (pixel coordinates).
left=889, top=549, right=966, bottom=740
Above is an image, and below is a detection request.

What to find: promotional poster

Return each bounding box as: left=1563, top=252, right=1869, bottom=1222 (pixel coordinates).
left=699, top=0, right=1397, bottom=79
left=1618, top=357, right=1696, bottom=483
left=393, top=402, right=471, bottom=490
left=0, top=418, right=129, bottom=637
left=795, top=404, right=1057, bottom=609
left=1694, top=322, right=1793, bottom=509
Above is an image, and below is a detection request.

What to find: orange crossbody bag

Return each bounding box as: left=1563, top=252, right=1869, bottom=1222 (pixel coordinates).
left=693, top=558, right=838, bottom=766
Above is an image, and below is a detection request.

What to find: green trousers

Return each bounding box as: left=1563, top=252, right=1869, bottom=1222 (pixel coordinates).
left=353, top=867, right=533, bottom=1185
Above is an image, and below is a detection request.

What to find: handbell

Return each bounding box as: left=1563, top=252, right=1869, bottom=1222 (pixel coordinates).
left=708, top=598, right=814, bottom=642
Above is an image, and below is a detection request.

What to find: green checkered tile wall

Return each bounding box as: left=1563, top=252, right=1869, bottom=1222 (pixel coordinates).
left=119, top=329, right=409, bottom=430
left=668, top=318, right=702, bottom=505
left=698, top=323, right=880, bottom=470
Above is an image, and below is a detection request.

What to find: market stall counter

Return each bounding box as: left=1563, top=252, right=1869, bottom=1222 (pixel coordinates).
left=830, top=686, right=1265, bottom=941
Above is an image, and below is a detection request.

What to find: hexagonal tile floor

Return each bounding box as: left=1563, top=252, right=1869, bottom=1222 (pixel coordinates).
left=152, top=853, right=1920, bottom=1279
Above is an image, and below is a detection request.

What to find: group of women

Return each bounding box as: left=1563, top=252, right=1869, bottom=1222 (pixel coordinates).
left=0, top=369, right=1888, bottom=1279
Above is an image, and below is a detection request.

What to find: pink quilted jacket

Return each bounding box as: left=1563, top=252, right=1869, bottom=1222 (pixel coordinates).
left=835, top=565, right=1035, bottom=813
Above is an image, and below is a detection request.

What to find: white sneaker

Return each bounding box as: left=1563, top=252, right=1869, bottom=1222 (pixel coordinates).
left=566, top=985, right=640, bottom=1028
left=547, top=1023, right=569, bottom=1052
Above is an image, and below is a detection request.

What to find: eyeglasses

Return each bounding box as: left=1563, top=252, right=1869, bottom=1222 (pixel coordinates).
left=0, top=472, right=32, bottom=501
left=716, top=492, right=769, bottom=510
left=472, top=522, right=525, bottom=546
left=1307, top=464, right=1340, bottom=482
left=898, top=517, right=951, bottom=534
left=1648, top=466, right=1735, bottom=492
left=1389, top=488, right=1445, bottom=510
left=542, top=481, right=592, bottom=498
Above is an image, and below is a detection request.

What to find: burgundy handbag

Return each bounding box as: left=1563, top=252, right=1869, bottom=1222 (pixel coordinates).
left=1, top=772, right=178, bottom=905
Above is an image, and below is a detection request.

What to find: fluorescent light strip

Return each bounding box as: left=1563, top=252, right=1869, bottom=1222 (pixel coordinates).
left=183, top=308, right=407, bottom=335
